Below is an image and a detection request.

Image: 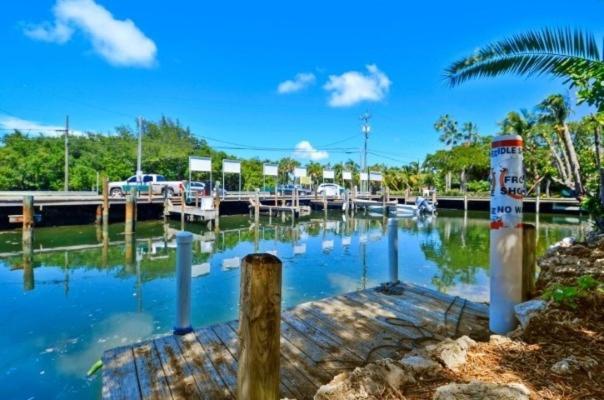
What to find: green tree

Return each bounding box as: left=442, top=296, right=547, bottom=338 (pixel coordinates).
left=445, top=28, right=603, bottom=197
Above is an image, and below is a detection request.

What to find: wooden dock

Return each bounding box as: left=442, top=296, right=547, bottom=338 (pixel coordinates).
left=102, top=282, right=488, bottom=400
left=165, top=197, right=218, bottom=223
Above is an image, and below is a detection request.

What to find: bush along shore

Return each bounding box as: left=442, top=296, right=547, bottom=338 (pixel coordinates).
left=308, top=236, right=604, bottom=400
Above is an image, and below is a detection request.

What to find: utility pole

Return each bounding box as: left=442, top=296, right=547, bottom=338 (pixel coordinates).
left=56, top=116, right=69, bottom=191
left=360, top=112, right=371, bottom=194
left=136, top=116, right=143, bottom=182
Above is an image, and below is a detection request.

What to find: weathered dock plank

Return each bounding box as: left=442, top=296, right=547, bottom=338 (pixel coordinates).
left=102, top=346, right=141, bottom=400
left=102, top=282, right=489, bottom=400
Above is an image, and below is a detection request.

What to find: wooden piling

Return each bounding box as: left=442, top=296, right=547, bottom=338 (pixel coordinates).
left=522, top=224, right=537, bottom=301
left=254, top=193, right=260, bottom=224
left=535, top=183, right=541, bottom=214
left=180, top=190, right=185, bottom=228
left=102, top=176, right=109, bottom=232
left=125, top=191, right=136, bottom=235
left=237, top=253, right=282, bottom=400
left=404, top=188, right=409, bottom=204
left=22, top=195, right=34, bottom=245
left=148, top=184, right=152, bottom=203
left=95, top=205, right=102, bottom=225
left=431, top=189, right=437, bottom=205
left=463, top=194, right=468, bottom=211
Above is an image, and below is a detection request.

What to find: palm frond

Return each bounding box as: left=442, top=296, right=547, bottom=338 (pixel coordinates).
left=445, top=28, right=603, bottom=86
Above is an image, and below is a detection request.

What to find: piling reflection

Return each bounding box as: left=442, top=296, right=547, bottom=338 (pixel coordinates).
left=22, top=238, right=34, bottom=291
left=0, top=211, right=589, bottom=296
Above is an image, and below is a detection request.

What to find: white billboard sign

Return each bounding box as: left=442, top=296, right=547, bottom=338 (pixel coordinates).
left=222, top=159, right=241, bottom=174
left=370, top=172, right=383, bottom=182
left=294, top=167, right=307, bottom=178
left=323, top=170, right=335, bottom=179
left=342, top=171, right=352, bottom=180
left=263, top=164, right=278, bottom=177
left=189, top=156, right=212, bottom=172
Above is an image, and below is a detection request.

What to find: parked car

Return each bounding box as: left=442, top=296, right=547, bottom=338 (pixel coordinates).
left=276, top=184, right=312, bottom=196
left=187, top=181, right=227, bottom=197
left=317, top=183, right=345, bottom=197
left=187, top=181, right=208, bottom=195
left=109, top=174, right=183, bottom=197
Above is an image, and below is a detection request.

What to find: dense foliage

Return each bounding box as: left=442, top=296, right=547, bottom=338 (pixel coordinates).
left=0, top=106, right=599, bottom=198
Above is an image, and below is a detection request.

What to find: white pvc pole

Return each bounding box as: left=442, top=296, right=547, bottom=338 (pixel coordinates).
left=174, top=231, right=193, bottom=335
left=489, top=134, right=524, bottom=334
left=388, top=218, right=398, bottom=283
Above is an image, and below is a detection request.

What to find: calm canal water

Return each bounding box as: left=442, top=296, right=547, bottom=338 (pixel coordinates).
left=0, top=210, right=587, bottom=399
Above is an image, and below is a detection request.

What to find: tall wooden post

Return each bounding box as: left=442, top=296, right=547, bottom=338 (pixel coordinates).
left=125, top=191, right=136, bottom=235
left=404, top=188, right=409, bottom=204
left=522, top=224, right=536, bottom=301
left=237, top=254, right=282, bottom=400
left=254, top=193, right=260, bottom=224
left=463, top=194, right=468, bottom=211
left=95, top=205, right=102, bottom=225
left=22, top=195, right=34, bottom=246
left=180, top=190, right=185, bottom=228
left=22, top=198, right=34, bottom=291
left=102, top=177, right=109, bottom=233
left=431, top=189, right=437, bottom=205
left=148, top=184, right=153, bottom=203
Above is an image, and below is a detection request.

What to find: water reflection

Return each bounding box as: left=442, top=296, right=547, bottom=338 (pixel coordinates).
left=0, top=211, right=588, bottom=400
left=0, top=211, right=589, bottom=300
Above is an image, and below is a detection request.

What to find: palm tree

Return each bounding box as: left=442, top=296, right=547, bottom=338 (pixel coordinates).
left=536, top=94, right=583, bottom=194
left=306, top=161, right=323, bottom=188
left=461, top=122, right=480, bottom=145
left=445, top=28, right=603, bottom=88
left=434, top=114, right=463, bottom=146
left=278, top=157, right=299, bottom=184
left=445, top=28, right=600, bottom=195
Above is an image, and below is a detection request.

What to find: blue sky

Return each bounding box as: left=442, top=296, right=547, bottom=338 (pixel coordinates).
left=1, top=0, right=603, bottom=166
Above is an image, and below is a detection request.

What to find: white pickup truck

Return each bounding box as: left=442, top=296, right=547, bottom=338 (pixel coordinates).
left=108, top=174, right=183, bottom=197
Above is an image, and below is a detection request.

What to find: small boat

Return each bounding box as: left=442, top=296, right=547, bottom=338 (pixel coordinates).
left=390, top=196, right=437, bottom=216
left=389, top=204, right=418, bottom=216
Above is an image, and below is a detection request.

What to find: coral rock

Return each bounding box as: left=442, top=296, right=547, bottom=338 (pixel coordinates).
left=433, top=381, right=530, bottom=400
left=551, top=355, right=599, bottom=375
left=425, top=336, right=476, bottom=370
left=314, top=359, right=414, bottom=400
left=514, top=299, right=547, bottom=329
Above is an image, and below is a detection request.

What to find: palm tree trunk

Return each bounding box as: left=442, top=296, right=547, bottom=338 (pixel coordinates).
left=561, top=124, right=584, bottom=195
left=543, top=135, right=570, bottom=186
left=595, top=124, right=604, bottom=206
left=557, top=136, right=573, bottom=186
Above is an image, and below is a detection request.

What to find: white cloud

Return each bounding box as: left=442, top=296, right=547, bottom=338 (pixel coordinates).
left=0, top=115, right=83, bottom=136
left=23, top=0, right=157, bottom=68
left=323, top=64, right=391, bottom=107
left=23, top=21, right=73, bottom=44
left=277, top=73, right=316, bottom=94
left=292, top=140, right=329, bottom=161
